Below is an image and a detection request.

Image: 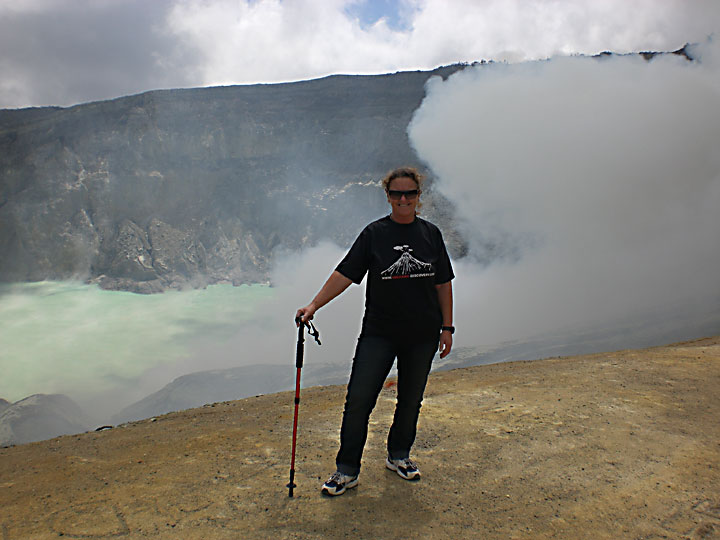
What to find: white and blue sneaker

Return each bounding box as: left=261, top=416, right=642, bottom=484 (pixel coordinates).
left=385, top=456, right=421, bottom=481
left=321, top=471, right=359, bottom=496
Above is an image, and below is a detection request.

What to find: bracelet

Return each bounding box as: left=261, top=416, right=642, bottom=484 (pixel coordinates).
left=441, top=325, right=455, bottom=334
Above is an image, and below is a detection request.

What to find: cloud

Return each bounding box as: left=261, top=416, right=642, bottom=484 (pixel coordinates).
left=169, top=0, right=720, bottom=85
left=2, top=0, right=719, bottom=108
left=165, top=0, right=410, bottom=87
left=345, top=0, right=418, bottom=31
left=408, top=0, right=720, bottom=62
left=0, top=0, right=200, bottom=108
left=408, top=40, right=720, bottom=346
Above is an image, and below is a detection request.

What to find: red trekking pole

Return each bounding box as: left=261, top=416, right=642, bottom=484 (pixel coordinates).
left=288, top=317, right=321, bottom=497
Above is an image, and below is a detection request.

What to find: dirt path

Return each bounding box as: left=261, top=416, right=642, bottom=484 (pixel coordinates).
left=1, top=337, right=719, bottom=539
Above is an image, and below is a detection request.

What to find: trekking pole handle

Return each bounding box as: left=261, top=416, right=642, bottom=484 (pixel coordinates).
left=294, top=317, right=321, bottom=354
left=295, top=320, right=305, bottom=369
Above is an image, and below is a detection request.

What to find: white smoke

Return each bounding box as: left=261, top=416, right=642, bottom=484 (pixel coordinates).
left=170, top=242, right=365, bottom=373
left=250, top=241, right=367, bottom=369
left=409, top=40, right=720, bottom=346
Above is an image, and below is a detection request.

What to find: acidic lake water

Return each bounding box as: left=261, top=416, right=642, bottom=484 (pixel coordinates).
left=0, top=281, right=272, bottom=406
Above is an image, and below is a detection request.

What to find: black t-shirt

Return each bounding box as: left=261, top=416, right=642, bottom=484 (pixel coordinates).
left=336, top=215, right=454, bottom=339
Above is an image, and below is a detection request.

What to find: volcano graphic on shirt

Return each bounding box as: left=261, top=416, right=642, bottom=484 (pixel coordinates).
left=381, top=245, right=434, bottom=280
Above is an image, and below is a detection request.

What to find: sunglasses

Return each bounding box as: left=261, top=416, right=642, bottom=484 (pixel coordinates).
left=387, top=189, right=420, bottom=200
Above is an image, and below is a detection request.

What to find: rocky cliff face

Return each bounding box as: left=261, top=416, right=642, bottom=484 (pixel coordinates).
left=0, top=65, right=466, bottom=292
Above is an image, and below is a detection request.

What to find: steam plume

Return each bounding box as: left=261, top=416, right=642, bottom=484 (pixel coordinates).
left=409, top=41, right=720, bottom=346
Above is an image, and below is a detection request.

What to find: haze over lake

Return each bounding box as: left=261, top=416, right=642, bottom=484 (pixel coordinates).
left=0, top=282, right=271, bottom=413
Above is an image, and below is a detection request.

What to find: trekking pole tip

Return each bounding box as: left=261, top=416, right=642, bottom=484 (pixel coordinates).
left=288, top=468, right=297, bottom=497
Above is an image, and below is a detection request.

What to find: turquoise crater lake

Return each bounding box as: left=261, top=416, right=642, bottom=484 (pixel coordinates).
left=0, top=281, right=273, bottom=405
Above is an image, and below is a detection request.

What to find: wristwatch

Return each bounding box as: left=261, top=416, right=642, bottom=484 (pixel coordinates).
left=441, top=325, right=455, bottom=334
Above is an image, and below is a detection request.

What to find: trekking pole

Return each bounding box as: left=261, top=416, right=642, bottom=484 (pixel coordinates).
left=288, top=317, right=321, bottom=498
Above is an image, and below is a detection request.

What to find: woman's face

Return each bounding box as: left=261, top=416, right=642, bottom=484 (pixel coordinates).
left=386, top=176, right=420, bottom=221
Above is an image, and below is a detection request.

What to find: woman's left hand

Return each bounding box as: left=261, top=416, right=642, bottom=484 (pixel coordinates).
left=438, top=331, right=453, bottom=359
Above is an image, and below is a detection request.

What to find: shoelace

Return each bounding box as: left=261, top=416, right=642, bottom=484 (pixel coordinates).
left=329, top=471, right=347, bottom=484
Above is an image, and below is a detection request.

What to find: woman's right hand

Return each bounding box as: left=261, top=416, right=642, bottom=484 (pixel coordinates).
left=295, top=303, right=316, bottom=326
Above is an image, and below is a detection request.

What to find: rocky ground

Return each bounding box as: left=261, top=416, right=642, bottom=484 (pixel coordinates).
left=1, top=336, right=718, bottom=539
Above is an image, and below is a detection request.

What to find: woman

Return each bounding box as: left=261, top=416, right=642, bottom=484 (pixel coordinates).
left=296, top=166, right=455, bottom=496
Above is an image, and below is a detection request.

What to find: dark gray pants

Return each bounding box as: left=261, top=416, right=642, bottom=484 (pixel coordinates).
left=336, top=334, right=438, bottom=476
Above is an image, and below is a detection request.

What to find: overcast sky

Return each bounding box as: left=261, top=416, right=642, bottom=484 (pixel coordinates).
left=1, top=0, right=719, bottom=109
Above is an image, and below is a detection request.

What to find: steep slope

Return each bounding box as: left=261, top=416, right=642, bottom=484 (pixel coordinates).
left=112, top=362, right=350, bottom=424
left=1, top=337, right=718, bottom=539
left=0, top=394, right=92, bottom=447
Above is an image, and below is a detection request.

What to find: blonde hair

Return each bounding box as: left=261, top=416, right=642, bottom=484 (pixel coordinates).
left=382, top=167, right=424, bottom=212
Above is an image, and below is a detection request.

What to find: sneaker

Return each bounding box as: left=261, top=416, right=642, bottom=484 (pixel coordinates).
left=385, top=456, right=421, bottom=481
left=321, top=471, right=359, bottom=496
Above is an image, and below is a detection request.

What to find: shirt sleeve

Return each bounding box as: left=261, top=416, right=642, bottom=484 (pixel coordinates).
left=335, top=227, right=371, bottom=284
left=434, top=230, right=455, bottom=285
